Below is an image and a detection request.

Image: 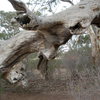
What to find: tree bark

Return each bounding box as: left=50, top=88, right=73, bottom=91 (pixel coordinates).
left=9, top=0, right=100, bottom=31
left=88, top=26, right=100, bottom=66
left=0, top=29, right=71, bottom=70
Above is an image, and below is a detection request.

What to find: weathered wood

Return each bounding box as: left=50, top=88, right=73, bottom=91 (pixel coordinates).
left=88, top=26, right=100, bottom=66
left=9, top=0, right=100, bottom=31
left=0, top=31, right=39, bottom=69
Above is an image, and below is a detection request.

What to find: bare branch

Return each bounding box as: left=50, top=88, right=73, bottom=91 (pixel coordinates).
left=8, top=0, right=28, bottom=13
left=61, top=0, right=74, bottom=5
left=8, top=0, right=40, bottom=30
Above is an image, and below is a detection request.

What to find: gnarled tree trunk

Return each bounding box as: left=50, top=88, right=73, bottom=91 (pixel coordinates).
left=0, top=0, right=100, bottom=84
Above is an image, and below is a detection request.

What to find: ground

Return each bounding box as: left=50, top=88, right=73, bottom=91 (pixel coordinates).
left=0, top=93, right=73, bottom=100
left=1, top=79, right=100, bottom=100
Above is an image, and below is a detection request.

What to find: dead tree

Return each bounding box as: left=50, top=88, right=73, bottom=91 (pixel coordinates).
left=0, top=0, right=100, bottom=85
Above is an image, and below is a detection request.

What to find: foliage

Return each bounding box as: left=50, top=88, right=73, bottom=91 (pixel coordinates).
left=60, top=34, right=91, bottom=53
left=23, top=0, right=75, bottom=15
left=0, top=11, right=19, bottom=40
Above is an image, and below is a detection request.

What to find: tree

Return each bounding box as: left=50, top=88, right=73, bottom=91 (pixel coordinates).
left=0, top=0, right=100, bottom=85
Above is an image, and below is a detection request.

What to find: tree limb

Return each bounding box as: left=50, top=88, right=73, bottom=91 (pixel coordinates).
left=10, top=0, right=100, bottom=33
left=61, top=0, right=74, bottom=5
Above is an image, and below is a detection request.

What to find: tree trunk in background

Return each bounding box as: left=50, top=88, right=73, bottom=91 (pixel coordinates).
left=89, top=26, right=100, bottom=66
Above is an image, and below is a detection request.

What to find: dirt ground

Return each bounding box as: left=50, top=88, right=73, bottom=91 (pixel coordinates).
left=0, top=92, right=74, bottom=100
left=1, top=91, right=100, bottom=100
left=1, top=79, right=100, bottom=100
left=1, top=70, right=100, bottom=100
